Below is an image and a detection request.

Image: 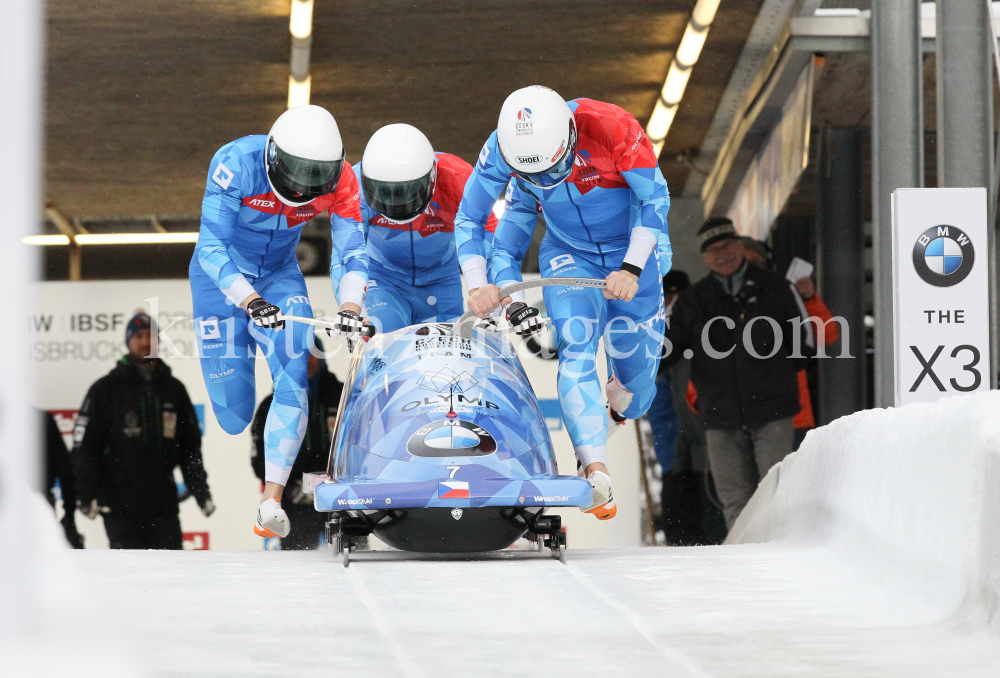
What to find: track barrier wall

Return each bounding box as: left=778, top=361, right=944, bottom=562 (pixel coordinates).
left=727, top=392, right=1000, bottom=630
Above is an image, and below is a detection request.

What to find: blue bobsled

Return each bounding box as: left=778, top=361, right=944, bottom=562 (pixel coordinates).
left=302, top=278, right=607, bottom=561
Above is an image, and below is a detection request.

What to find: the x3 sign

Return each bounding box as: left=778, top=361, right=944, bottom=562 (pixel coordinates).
left=892, top=188, right=991, bottom=406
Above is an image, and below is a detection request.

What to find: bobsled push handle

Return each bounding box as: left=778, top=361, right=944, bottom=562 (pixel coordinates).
left=452, top=277, right=607, bottom=339
left=283, top=314, right=377, bottom=339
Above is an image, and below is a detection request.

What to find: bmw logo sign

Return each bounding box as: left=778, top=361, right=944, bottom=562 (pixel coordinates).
left=912, top=225, right=975, bottom=287
left=406, top=420, right=497, bottom=458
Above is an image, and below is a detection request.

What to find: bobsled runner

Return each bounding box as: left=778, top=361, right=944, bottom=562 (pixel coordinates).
left=297, top=278, right=606, bottom=566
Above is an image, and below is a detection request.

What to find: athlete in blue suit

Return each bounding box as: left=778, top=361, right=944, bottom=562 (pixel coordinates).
left=457, top=87, right=671, bottom=520
left=332, top=124, right=497, bottom=333
left=190, top=105, right=364, bottom=538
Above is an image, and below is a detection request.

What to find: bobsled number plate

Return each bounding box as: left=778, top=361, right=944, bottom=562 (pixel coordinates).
left=315, top=476, right=592, bottom=511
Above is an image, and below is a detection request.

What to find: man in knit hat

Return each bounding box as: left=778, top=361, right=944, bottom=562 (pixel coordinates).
left=660, top=218, right=810, bottom=531
left=72, top=312, right=215, bottom=549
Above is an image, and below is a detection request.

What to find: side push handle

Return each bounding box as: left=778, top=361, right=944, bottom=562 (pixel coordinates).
left=283, top=314, right=378, bottom=339
left=451, top=277, right=607, bottom=339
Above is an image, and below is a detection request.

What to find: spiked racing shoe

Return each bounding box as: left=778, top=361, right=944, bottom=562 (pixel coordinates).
left=606, top=374, right=631, bottom=439
left=607, top=405, right=627, bottom=439
left=254, top=498, right=290, bottom=538
left=606, top=374, right=632, bottom=413
left=583, top=471, right=617, bottom=520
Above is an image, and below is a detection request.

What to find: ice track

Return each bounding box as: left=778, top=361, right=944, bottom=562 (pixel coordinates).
left=67, top=391, right=1000, bottom=676
left=74, top=542, right=998, bottom=678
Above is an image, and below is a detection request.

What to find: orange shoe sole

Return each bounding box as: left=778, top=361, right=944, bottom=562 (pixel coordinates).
left=254, top=524, right=277, bottom=538
left=586, top=503, right=618, bottom=520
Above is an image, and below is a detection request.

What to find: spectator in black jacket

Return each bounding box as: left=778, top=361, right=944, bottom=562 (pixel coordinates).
left=72, top=313, right=215, bottom=549
left=40, top=409, right=84, bottom=548
left=251, top=337, right=342, bottom=550
left=662, top=218, right=808, bottom=530
left=647, top=269, right=690, bottom=476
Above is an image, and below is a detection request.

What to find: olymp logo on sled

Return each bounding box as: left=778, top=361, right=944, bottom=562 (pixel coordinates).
left=912, top=225, right=975, bottom=287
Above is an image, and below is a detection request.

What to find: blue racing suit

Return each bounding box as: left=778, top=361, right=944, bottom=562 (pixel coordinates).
left=455, top=99, right=671, bottom=467
left=189, top=134, right=363, bottom=486
left=334, top=153, right=497, bottom=333
left=334, top=152, right=497, bottom=333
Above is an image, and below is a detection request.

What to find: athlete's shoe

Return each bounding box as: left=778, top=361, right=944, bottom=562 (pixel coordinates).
left=606, top=374, right=631, bottom=439
left=583, top=471, right=617, bottom=520
left=606, top=374, right=633, bottom=413
left=254, top=498, right=290, bottom=538
left=607, top=405, right=627, bottom=439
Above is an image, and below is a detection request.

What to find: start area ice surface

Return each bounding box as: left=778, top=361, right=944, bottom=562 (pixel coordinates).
left=74, top=544, right=1000, bottom=678
left=69, top=391, right=1000, bottom=677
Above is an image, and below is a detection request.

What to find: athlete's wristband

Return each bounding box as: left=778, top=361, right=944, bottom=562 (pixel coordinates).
left=619, top=262, right=643, bottom=278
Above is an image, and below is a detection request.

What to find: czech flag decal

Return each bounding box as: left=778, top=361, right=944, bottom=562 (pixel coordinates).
left=439, top=481, right=470, bottom=499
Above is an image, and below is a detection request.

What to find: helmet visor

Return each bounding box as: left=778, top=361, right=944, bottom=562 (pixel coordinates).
left=509, top=120, right=577, bottom=190
left=362, top=165, right=436, bottom=222
left=267, top=139, right=345, bottom=204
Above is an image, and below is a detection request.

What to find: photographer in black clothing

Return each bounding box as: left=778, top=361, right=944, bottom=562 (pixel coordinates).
left=41, top=409, right=84, bottom=548
left=72, top=313, right=215, bottom=549
left=251, top=337, right=342, bottom=550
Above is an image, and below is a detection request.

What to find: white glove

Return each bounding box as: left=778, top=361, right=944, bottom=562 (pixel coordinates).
left=326, top=310, right=366, bottom=350
left=247, top=298, right=285, bottom=330
left=200, top=498, right=216, bottom=517
left=505, top=302, right=545, bottom=337
left=474, top=317, right=500, bottom=332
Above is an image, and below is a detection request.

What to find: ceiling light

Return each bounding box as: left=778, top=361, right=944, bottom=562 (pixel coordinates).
left=21, top=233, right=200, bottom=246
left=22, top=235, right=70, bottom=246
left=645, top=0, right=723, bottom=154
left=660, top=62, right=693, bottom=105
left=288, top=75, right=311, bottom=109
left=76, top=233, right=200, bottom=245
left=675, top=23, right=709, bottom=68
left=289, top=0, right=314, bottom=39
left=646, top=103, right=678, bottom=145
left=691, top=0, right=722, bottom=27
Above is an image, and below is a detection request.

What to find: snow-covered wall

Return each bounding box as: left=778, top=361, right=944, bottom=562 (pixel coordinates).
left=727, top=392, right=1000, bottom=630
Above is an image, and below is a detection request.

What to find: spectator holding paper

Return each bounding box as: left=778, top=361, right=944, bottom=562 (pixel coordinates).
left=742, top=239, right=839, bottom=449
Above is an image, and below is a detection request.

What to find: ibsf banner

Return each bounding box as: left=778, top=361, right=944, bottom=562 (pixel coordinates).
left=892, top=187, right=991, bottom=406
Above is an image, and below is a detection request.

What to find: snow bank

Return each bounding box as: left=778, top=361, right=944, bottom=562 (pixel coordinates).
left=0, top=491, right=143, bottom=677
left=727, top=391, right=1000, bottom=629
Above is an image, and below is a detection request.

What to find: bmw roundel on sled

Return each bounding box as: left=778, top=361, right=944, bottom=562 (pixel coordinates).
left=299, top=278, right=606, bottom=566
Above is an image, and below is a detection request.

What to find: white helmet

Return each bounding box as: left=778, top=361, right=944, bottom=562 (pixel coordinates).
left=265, top=105, right=346, bottom=207
left=360, top=124, right=437, bottom=223
left=497, top=86, right=577, bottom=189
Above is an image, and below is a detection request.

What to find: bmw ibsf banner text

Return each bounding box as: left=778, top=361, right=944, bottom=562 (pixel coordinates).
left=892, top=187, right=991, bottom=406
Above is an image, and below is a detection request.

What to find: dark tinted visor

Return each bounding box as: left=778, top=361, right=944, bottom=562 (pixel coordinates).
left=508, top=121, right=577, bottom=190
left=361, top=166, right=435, bottom=222
left=267, top=140, right=345, bottom=203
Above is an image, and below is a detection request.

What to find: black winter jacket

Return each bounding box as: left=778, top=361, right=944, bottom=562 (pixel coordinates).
left=42, top=410, right=77, bottom=512
left=250, top=370, right=343, bottom=505
left=72, top=357, right=211, bottom=515
left=662, top=263, right=807, bottom=430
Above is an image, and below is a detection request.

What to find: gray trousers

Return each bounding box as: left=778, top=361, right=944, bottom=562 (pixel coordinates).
left=705, top=418, right=794, bottom=530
